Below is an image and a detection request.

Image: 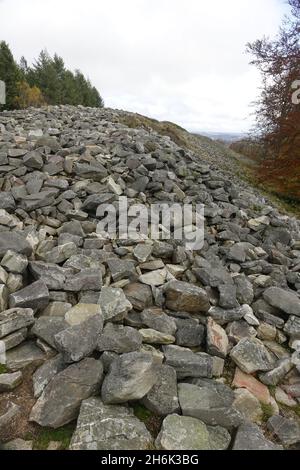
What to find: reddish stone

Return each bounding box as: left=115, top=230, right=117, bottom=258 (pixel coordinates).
left=232, top=368, right=271, bottom=404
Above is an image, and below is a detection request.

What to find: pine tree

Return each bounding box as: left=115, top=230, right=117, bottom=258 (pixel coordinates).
left=19, top=56, right=29, bottom=78
left=29, top=50, right=60, bottom=104
left=0, top=41, right=20, bottom=109
left=0, top=43, right=104, bottom=109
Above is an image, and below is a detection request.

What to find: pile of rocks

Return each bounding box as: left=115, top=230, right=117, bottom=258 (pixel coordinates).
left=0, top=105, right=299, bottom=450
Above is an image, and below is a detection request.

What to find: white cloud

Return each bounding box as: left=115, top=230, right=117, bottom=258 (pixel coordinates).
left=0, top=0, right=289, bottom=132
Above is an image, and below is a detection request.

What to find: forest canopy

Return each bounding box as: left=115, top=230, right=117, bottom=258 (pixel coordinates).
left=0, top=42, right=104, bottom=110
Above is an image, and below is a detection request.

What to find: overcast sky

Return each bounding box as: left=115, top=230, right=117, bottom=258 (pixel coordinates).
left=0, top=0, right=289, bottom=133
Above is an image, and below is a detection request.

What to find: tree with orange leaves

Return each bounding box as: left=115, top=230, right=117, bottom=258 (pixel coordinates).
left=14, top=81, right=46, bottom=109
left=247, top=0, right=300, bottom=200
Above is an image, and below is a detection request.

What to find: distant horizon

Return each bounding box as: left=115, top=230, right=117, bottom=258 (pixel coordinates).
left=196, top=130, right=248, bottom=137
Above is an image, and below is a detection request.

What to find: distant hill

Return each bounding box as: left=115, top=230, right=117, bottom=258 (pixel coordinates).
left=197, top=131, right=247, bottom=143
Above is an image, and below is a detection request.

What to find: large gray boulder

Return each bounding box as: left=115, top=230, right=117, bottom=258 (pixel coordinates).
left=97, top=323, right=142, bottom=354
left=284, top=316, right=300, bottom=339
left=175, top=317, right=205, bottom=348
left=124, top=283, right=153, bottom=311
left=267, top=415, right=300, bottom=446
left=101, top=352, right=159, bottom=404
left=30, top=358, right=103, bottom=428
left=23, top=151, right=44, bottom=169
left=32, top=355, right=66, bottom=398
left=164, top=281, right=210, bottom=314
left=140, top=307, right=177, bottom=336
left=9, top=280, right=49, bottom=311
left=141, top=364, right=180, bottom=416
left=233, top=423, right=282, bottom=450
left=107, top=259, right=137, bottom=282
left=0, top=192, right=16, bottom=212
left=64, top=269, right=102, bottom=292
left=263, top=287, right=300, bottom=316
left=98, top=287, right=132, bottom=322
left=29, top=261, right=71, bottom=290
left=55, top=314, right=104, bottom=362
left=1, top=250, right=28, bottom=274
left=163, top=345, right=222, bottom=379
left=19, top=191, right=57, bottom=211
left=155, top=414, right=211, bottom=450
left=0, top=232, right=32, bottom=257
left=31, top=317, right=67, bottom=349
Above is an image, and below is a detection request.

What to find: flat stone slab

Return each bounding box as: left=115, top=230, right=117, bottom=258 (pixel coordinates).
left=139, top=328, right=175, bottom=345
left=69, top=398, right=153, bottom=450
left=178, top=382, right=243, bottom=428
left=29, top=261, right=71, bottom=290
left=0, top=439, right=33, bottom=450
left=232, top=368, right=271, bottom=404
left=233, top=423, right=283, bottom=450
left=0, top=308, right=34, bottom=339
left=0, top=371, right=23, bottom=392
left=5, top=341, right=46, bottom=370
left=65, top=303, right=102, bottom=326
left=267, top=415, right=300, bottom=446
left=230, top=337, right=276, bottom=374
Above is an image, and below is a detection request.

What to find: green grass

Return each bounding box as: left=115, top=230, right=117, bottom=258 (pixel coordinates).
left=294, top=405, right=300, bottom=418
left=261, top=403, right=275, bottom=423
left=132, top=403, right=163, bottom=438
left=0, top=364, right=8, bottom=374
left=26, top=424, right=75, bottom=450
left=133, top=403, right=153, bottom=422
left=268, top=385, right=277, bottom=397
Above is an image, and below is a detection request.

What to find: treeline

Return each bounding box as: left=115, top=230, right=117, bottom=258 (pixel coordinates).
left=0, top=41, right=104, bottom=110
left=244, top=0, right=300, bottom=201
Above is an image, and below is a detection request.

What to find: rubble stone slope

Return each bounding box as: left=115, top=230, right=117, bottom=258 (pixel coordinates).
left=0, top=105, right=299, bottom=451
